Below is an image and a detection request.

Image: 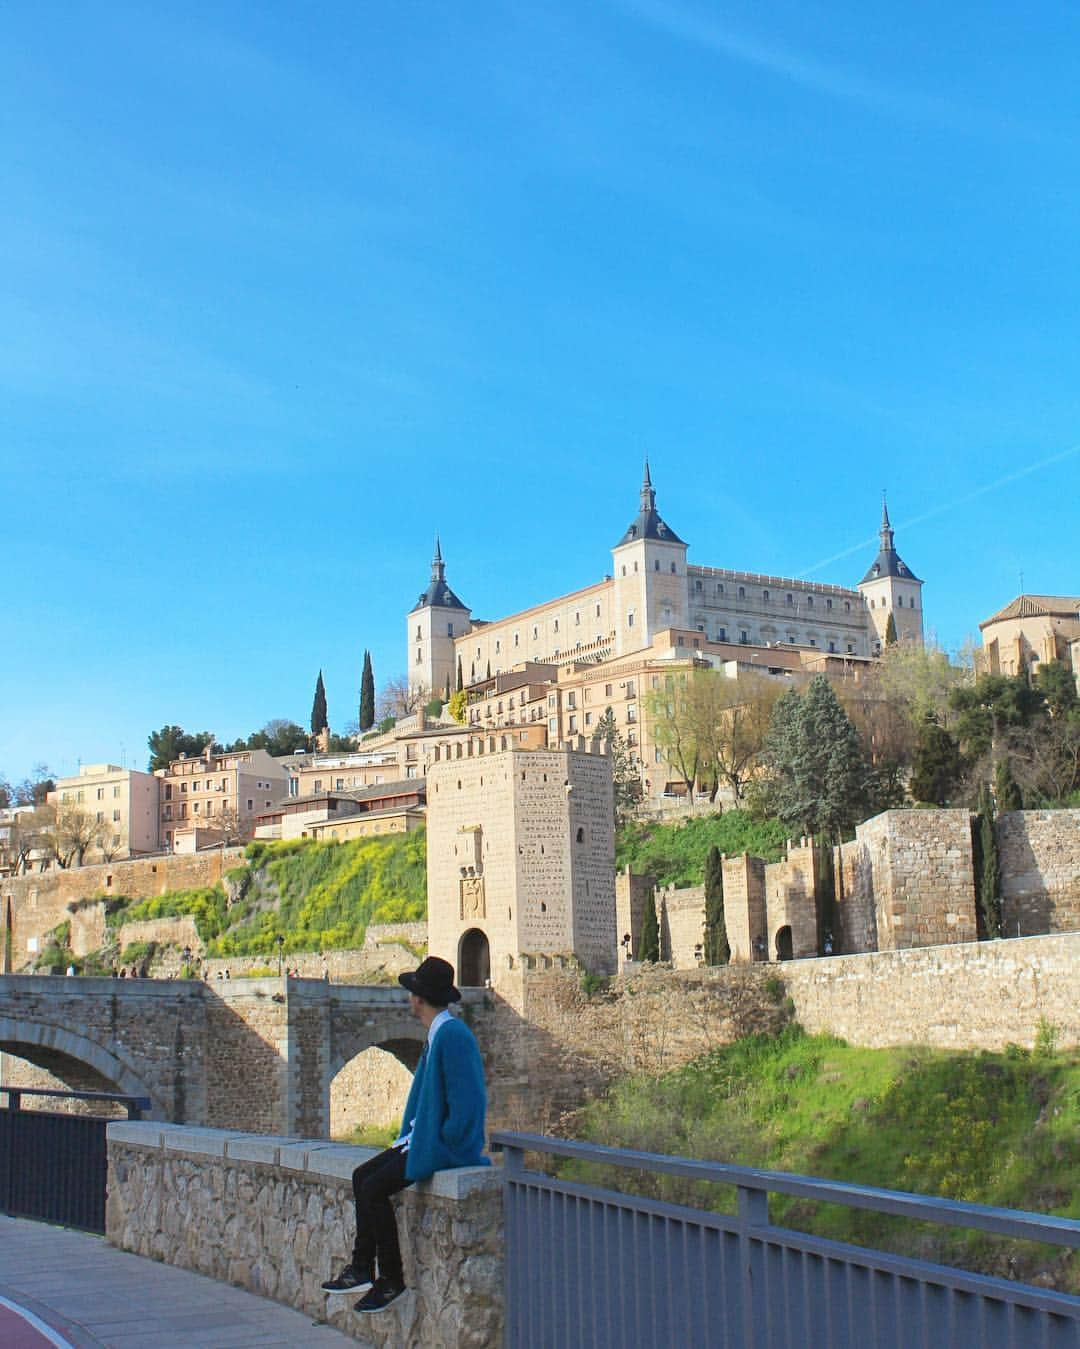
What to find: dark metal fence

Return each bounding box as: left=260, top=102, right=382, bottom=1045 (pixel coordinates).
left=492, top=1131, right=1080, bottom=1349
left=0, top=1088, right=151, bottom=1234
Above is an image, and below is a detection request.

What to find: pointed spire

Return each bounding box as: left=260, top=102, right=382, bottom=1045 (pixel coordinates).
left=431, top=533, right=445, bottom=582
left=640, top=457, right=656, bottom=512
left=878, top=492, right=894, bottom=551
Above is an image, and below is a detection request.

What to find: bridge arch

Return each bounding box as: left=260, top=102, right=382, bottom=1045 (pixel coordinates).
left=328, top=1037, right=423, bottom=1140
left=459, top=928, right=490, bottom=987
left=0, top=1016, right=160, bottom=1114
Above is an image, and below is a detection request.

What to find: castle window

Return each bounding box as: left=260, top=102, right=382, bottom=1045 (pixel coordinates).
left=628, top=612, right=635, bottom=627
left=695, top=579, right=702, bottom=592
left=634, top=561, right=638, bottom=573
left=809, top=637, right=816, bottom=646
left=762, top=590, right=769, bottom=602
left=495, top=639, right=501, bottom=652
left=718, top=627, right=726, bottom=641
left=869, top=599, right=875, bottom=609
left=845, top=601, right=851, bottom=612
left=897, top=595, right=903, bottom=607
left=740, top=630, right=749, bottom=643
left=826, top=599, right=832, bottom=610
left=575, top=611, right=580, bottom=625
left=786, top=593, right=793, bottom=605
left=847, top=644, right=855, bottom=654
left=738, top=586, right=746, bottom=599
left=416, top=626, right=421, bottom=639
left=513, top=631, right=519, bottom=647
left=447, top=622, right=454, bottom=636
left=416, top=647, right=422, bottom=663
left=621, top=566, right=626, bottom=577
left=576, top=827, right=585, bottom=843
left=911, top=596, right=917, bottom=609
left=532, top=625, right=538, bottom=639
left=655, top=560, right=660, bottom=571
left=717, top=583, right=724, bottom=595
left=671, top=562, right=676, bottom=573
left=677, top=636, right=684, bottom=646
left=595, top=603, right=601, bottom=617
left=828, top=641, right=836, bottom=653
left=807, top=595, right=814, bottom=607
left=553, top=619, right=559, bottom=632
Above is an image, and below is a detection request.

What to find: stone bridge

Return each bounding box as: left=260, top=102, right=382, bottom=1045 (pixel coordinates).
left=0, top=974, right=489, bottom=1138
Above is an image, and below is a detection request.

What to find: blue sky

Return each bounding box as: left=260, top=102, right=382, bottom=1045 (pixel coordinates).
left=4, top=1, right=1079, bottom=782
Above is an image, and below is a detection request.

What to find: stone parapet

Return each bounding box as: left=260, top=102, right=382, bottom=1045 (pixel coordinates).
left=106, top=1122, right=503, bottom=1348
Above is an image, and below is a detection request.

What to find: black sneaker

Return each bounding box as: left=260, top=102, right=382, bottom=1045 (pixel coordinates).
left=355, top=1277, right=406, bottom=1313
left=322, top=1263, right=373, bottom=1293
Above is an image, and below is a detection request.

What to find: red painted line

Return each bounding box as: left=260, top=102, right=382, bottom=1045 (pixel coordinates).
left=0, top=1298, right=75, bottom=1348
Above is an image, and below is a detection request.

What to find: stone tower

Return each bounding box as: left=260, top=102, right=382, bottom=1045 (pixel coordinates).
left=858, top=498, right=923, bottom=651
left=407, top=536, right=472, bottom=699
left=425, top=739, right=616, bottom=986
left=611, top=461, right=689, bottom=656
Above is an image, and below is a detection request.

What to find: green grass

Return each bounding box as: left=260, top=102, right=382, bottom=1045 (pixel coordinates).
left=615, top=811, right=789, bottom=887
left=337, top=1122, right=399, bottom=1149
left=107, top=831, right=428, bottom=957
left=564, top=1026, right=1080, bottom=1291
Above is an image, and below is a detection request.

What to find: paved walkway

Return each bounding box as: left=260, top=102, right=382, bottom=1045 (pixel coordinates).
left=0, top=1216, right=356, bottom=1348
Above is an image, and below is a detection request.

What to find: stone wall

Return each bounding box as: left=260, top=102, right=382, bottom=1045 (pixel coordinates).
left=106, top=1122, right=503, bottom=1348
left=2, top=848, right=244, bottom=971
left=614, top=868, right=654, bottom=969
left=658, top=883, right=705, bottom=968
left=722, top=853, right=766, bottom=964
left=330, top=1046, right=412, bottom=1138
left=835, top=810, right=977, bottom=951
left=765, top=839, right=819, bottom=959
left=997, top=810, right=1080, bottom=935
left=781, top=933, right=1080, bottom=1051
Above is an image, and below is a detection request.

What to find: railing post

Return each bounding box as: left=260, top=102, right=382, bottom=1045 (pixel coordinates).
left=738, top=1183, right=769, bottom=1349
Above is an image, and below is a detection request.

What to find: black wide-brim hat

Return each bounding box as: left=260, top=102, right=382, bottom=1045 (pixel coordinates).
left=399, top=956, right=462, bottom=1007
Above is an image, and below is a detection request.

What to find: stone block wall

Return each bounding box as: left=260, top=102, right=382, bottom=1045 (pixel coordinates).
left=722, top=853, right=766, bottom=964
left=2, top=848, right=244, bottom=972
left=765, top=839, right=819, bottom=959
left=781, top=933, right=1080, bottom=1051
left=106, top=1122, right=503, bottom=1348
left=614, top=868, right=655, bottom=969
left=997, top=810, right=1080, bottom=935
left=658, top=883, right=705, bottom=968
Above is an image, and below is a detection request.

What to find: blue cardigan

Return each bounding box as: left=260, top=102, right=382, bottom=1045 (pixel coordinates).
left=401, top=1016, right=490, bottom=1183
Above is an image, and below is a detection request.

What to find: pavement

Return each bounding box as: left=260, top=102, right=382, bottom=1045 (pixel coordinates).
left=0, top=1215, right=357, bottom=1348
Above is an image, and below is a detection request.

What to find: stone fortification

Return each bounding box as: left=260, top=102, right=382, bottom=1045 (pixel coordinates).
left=657, top=883, right=705, bottom=968
left=614, top=867, right=655, bottom=969
left=997, top=809, right=1080, bottom=935
left=835, top=810, right=977, bottom=950
left=783, top=933, right=1080, bottom=1051
left=721, top=853, right=767, bottom=965
left=106, top=1122, right=502, bottom=1348
left=427, top=740, right=616, bottom=981
left=765, top=839, right=820, bottom=959
left=2, top=848, right=244, bottom=969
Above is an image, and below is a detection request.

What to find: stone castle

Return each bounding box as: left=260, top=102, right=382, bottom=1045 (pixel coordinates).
left=408, top=465, right=924, bottom=699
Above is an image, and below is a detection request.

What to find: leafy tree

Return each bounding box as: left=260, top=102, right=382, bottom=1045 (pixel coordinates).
left=972, top=783, right=1002, bottom=938
left=909, top=715, right=963, bottom=806
left=310, top=670, right=328, bottom=735
left=426, top=696, right=445, bottom=717
left=593, top=707, right=643, bottom=824
left=703, top=845, right=729, bottom=965
left=448, top=689, right=468, bottom=724
left=359, top=650, right=376, bottom=731
left=240, top=719, right=309, bottom=758
left=643, top=672, right=701, bottom=796
left=325, top=731, right=357, bottom=753
left=994, top=757, right=1023, bottom=811
left=761, top=676, right=874, bottom=839
left=148, top=726, right=216, bottom=772
left=949, top=674, right=1044, bottom=762
left=1035, top=659, right=1078, bottom=719
left=884, top=612, right=898, bottom=646
left=637, top=893, right=660, bottom=962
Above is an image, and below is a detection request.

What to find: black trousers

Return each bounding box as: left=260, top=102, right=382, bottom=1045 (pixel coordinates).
left=351, top=1146, right=412, bottom=1284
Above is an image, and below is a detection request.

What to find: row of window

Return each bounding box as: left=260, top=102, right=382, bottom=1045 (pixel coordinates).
left=693, top=579, right=855, bottom=611
left=620, top=560, right=679, bottom=576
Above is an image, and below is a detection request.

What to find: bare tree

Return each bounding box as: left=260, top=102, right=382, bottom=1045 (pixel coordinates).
left=50, top=801, right=109, bottom=868
left=377, top=675, right=429, bottom=721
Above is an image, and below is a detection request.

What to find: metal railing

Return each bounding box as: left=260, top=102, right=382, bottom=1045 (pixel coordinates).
left=0, top=1088, right=152, bottom=1233
left=491, top=1131, right=1080, bottom=1349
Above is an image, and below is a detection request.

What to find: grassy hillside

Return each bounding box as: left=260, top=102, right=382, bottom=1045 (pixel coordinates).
left=615, top=810, right=789, bottom=887
left=109, top=830, right=427, bottom=956
left=564, top=1025, right=1080, bottom=1291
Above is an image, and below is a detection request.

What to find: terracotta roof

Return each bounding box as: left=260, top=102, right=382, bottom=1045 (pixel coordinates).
left=980, top=595, right=1080, bottom=628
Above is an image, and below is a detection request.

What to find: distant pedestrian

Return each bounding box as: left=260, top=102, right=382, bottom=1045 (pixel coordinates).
left=65, top=964, right=75, bottom=977
left=321, top=957, right=488, bottom=1314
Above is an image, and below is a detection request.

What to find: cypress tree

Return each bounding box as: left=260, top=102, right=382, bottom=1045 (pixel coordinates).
left=884, top=612, right=898, bottom=646
left=973, top=782, right=1002, bottom=938
left=910, top=714, right=963, bottom=806
left=703, top=845, right=729, bottom=965
left=486, top=660, right=491, bottom=680
left=637, top=894, right=660, bottom=963
left=310, top=670, right=328, bottom=735
left=359, top=651, right=375, bottom=731
left=456, top=656, right=464, bottom=693
left=444, top=673, right=451, bottom=702
left=994, top=757, right=1023, bottom=811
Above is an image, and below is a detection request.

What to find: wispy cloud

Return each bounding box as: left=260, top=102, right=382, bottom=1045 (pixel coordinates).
left=620, top=0, right=993, bottom=133
left=799, top=441, right=1080, bottom=576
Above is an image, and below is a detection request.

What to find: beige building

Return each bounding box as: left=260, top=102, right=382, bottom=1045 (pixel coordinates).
left=978, top=594, right=1080, bottom=681
left=254, top=781, right=426, bottom=841
left=408, top=470, right=924, bottom=702
left=283, top=748, right=403, bottom=798
left=426, top=739, right=616, bottom=985
left=50, top=764, right=160, bottom=860
left=156, top=746, right=289, bottom=851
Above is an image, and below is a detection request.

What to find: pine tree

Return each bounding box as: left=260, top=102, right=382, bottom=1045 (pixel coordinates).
left=884, top=612, right=898, bottom=646
left=310, top=670, right=328, bottom=735
left=703, top=845, right=729, bottom=965
left=359, top=651, right=375, bottom=731
left=994, top=757, right=1023, bottom=811
left=456, top=656, right=464, bottom=693
left=637, top=893, right=660, bottom=962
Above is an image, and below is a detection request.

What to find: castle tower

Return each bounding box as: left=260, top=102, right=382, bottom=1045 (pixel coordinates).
left=611, top=461, right=689, bottom=656
left=407, top=536, right=472, bottom=698
left=858, top=498, right=923, bottom=650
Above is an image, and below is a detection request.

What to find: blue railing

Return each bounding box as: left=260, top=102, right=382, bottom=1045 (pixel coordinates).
left=0, top=1088, right=152, bottom=1233
left=492, top=1131, right=1080, bottom=1349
